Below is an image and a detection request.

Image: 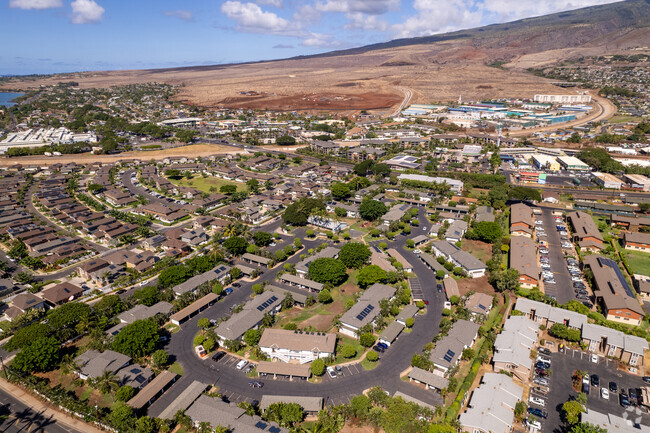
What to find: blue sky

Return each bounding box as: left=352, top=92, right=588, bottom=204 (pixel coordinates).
left=1, top=0, right=620, bottom=75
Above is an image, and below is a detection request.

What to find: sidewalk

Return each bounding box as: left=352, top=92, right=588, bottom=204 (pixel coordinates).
left=0, top=378, right=105, bottom=433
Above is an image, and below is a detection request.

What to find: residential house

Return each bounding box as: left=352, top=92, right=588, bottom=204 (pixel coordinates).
left=509, top=203, right=534, bottom=238
left=492, top=316, right=540, bottom=381
left=258, top=329, right=336, bottom=364
left=465, top=293, right=494, bottom=317
left=510, top=236, right=540, bottom=288
left=567, top=211, right=604, bottom=252
left=623, top=232, right=650, bottom=253
left=459, top=373, right=523, bottom=433
left=40, top=282, right=84, bottom=306
left=215, top=291, right=283, bottom=344
left=429, top=320, right=480, bottom=373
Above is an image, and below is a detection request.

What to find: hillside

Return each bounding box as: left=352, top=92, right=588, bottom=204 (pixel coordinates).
left=2, top=0, right=648, bottom=113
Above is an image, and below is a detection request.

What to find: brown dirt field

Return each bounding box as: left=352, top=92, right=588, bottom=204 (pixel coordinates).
left=460, top=239, right=492, bottom=264
left=340, top=424, right=385, bottom=433
left=0, top=143, right=241, bottom=167
left=456, top=275, right=496, bottom=297
left=220, top=91, right=402, bottom=111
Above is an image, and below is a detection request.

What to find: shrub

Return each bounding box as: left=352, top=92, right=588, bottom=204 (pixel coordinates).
left=366, top=351, right=379, bottom=362
left=405, top=317, right=414, bottom=328
left=341, top=344, right=357, bottom=358
left=310, top=358, right=325, bottom=376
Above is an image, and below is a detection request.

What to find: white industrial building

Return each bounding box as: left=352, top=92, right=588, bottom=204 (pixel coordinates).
left=0, top=127, right=97, bottom=153
left=592, top=172, right=624, bottom=189
left=533, top=94, right=592, bottom=104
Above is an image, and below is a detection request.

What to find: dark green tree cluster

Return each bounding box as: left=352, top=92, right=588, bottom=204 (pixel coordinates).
left=308, top=258, right=348, bottom=286
left=282, top=197, right=326, bottom=226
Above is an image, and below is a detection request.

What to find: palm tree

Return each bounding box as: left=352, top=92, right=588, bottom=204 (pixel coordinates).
left=91, top=370, right=119, bottom=395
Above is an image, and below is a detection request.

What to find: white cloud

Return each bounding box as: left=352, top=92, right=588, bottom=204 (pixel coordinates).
left=70, top=0, right=104, bottom=24
left=221, top=1, right=296, bottom=34
left=480, top=0, right=619, bottom=22
left=392, top=0, right=482, bottom=38
left=301, top=32, right=341, bottom=47
left=344, top=12, right=388, bottom=31
left=164, top=10, right=194, bottom=22
left=293, top=4, right=322, bottom=25
left=256, top=0, right=283, bottom=7
left=316, top=0, right=399, bottom=15
left=9, top=0, right=62, bottom=10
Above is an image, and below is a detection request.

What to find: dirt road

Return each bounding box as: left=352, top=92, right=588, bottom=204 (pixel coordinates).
left=0, top=143, right=244, bottom=167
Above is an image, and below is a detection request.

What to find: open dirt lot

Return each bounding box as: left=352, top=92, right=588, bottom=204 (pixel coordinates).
left=0, top=143, right=241, bottom=167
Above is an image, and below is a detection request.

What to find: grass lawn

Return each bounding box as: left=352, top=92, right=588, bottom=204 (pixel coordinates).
left=168, top=362, right=184, bottom=376
left=334, top=336, right=365, bottom=364
left=626, top=250, right=650, bottom=276
left=165, top=323, right=180, bottom=333
left=461, top=239, right=492, bottom=264
left=360, top=358, right=379, bottom=371
left=168, top=174, right=246, bottom=194
left=608, top=115, right=645, bottom=124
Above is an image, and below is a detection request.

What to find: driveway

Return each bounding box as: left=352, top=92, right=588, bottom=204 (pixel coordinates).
left=537, top=208, right=577, bottom=305
left=540, top=348, right=650, bottom=433
left=154, top=233, right=445, bottom=416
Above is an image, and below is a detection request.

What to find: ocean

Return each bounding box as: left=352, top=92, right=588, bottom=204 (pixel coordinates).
left=0, top=92, right=24, bottom=107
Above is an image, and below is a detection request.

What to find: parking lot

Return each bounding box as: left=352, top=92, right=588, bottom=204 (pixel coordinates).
left=537, top=208, right=584, bottom=305
left=531, top=347, right=650, bottom=432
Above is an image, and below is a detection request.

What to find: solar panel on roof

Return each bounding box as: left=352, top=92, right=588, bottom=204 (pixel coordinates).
left=255, top=421, right=267, bottom=429
left=257, top=305, right=264, bottom=311
left=479, top=304, right=487, bottom=310
left=443, top=349, right=455, bottom=363
left=268, top=427, right=281, bottom=433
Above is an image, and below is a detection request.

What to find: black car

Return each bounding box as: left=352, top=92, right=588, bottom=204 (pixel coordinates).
left=212, top=351, right=226, bottom=362
left=643, top=376, right=650, bottom=384
left=527, top=407, right=548, bottom=419
left=582, top=301, right=593, bottom=309
left=436, top=284, right=443, bottom=293
left=621, top=393, right=630, bottom=407
left=535, top=361, right=550, bottom=370
left=629, top=388, right=638, bottom=405
left=609, top=381, right=617, bottom=393
left=372, top=345, right=385, bottom=353
left=538, top=347, right=551, bottom=356
left=232, top=283, right=241, bottom=287
left=591, top=374, right=599, bottom=388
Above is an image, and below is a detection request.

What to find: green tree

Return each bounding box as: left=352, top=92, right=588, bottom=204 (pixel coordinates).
left=335, top=207, right=347, bottom=218
left=198, top=318, right=211, bottom=330
left=116, top=385, right=135, bottom=402
left=339, top=242, right=371, bottom=269
left=253, top=231, right=273, bottom=247
left=158, top=265, right=190, bottom=288
left=252, top=283, right=264, bottom=294
left=405, top=317, right=414, bottom=328
left=247, top=178, right=260, bottom=193
left=366, top=351, right=379, bottom=362
left=359, top=199, right=388, bottom=221
left=308, top=258, right=347, bottom=286
left=349, top=395, right=372, bottom=419
left=311, top=358, right=325, bottom=376
left=276, top=135, right=296, bottom=146
left=152, top=349, right=169, bottom=368
left=568, top=423, right=608, bottom=433
left=357, top=265, right=387, bottom=288
left=223, top=236, right=248, bottom=256
left=109, top=402, right=135, bottom=432
left=132, top=285, right=159, bottom=307
left=509, top=186, right=542, bottom=202
left=467, top=221, right=503, bottom=243
left=317, top=288, right=333, bottom=303
left=220, top=184, right=237, bottom=195
left=331, top=182, right=351, bottom=200
left=11, top=337, right=61, bottom=373
left=562, top=400, right=585, bottom=425
left=4, top=323, right=51, bottom=352
left=94, top=294, right=125, bottom=318
left=265, top=402, right=304, bottom=427
left=135, top=416, right=156, bottom=433
left=244, top=329, right=261, bottom=346
left=359, top=333, right=376, bottom=348
left=341, top=344, right=357, bottom=358
left=113, top=319, right=159, bottom=358
left=164, top=169, right=182, bottom=179
left=7, top=239, right=28, bottom=260
left=282, top=197, right=325, bottom=226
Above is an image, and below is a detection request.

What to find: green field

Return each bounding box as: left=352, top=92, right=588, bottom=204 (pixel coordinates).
left=626, top=250, right=650, bottom=276
left=607, top=115, right=645, bottom=124
left=168, top=175, right=246, bottom=193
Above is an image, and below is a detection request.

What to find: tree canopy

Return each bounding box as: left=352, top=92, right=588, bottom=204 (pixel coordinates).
left=223, top=236, right=248, bottom=256
left=282, top=197, right=326, bottom=226
left=359, top=199, right=388, bottom=221
left=11, top=337, right=61, bottom=373
left=308, top=258, right=347, bottom=286
left=357, top=265, right=387, bottom=288
left=113, top=319, right=159, bottom=358
left=339, top=242, right=371, bottom=269
left=466, top=221, right=503, bottom=244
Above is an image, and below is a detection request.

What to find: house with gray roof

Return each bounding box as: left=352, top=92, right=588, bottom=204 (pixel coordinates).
left=115, top=364, right=154, bottom=389
left=429, top=320, right=480, bottom=373
left=259, top=329, right=336, bottom=364
left=465, top=293, right=493, bottom=317
left=408, top=367, right=449, bottom=391
left=186, top=395, right=287, bottom=433
left=492, top=316, right=540, bottom=381
left=172, top=264, right=231, bottom=297
left=474, top=206, right=495, bottom=223
left=158, top=381, right=210, bottom=420
left=444, top=220, right=468, bottom=243
left=395, top=304, right=419, bottom=326
left=278, top=274, right=324, bottom=292
left=378, top=321, right=404, bottom=346
left=215, top=291, right=283, bottom=343
left=117, top=301, right=173, bottom=324
left=260, top=395, right=323, bottom=416
left=430, top=240, right=486, bottom=278
left=459, top=373, right=523, bottom=433
left=74, top=350, right=131, bottom=380
left=295, top=246, right=339, bottom=277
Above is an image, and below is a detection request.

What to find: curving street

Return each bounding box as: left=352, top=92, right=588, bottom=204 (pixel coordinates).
left=150, top=208, right=445, bottom=416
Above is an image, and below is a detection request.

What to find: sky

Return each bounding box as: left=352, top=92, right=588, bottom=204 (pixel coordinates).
left=0, top=0, right=622, bottom=75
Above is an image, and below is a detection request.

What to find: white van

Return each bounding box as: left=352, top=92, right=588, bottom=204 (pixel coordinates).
left=236, top=359, right=249, bottom=370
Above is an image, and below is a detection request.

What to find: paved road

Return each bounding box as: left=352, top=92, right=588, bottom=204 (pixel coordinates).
left=153, top=226, right=444, bottom=416
left=389, top=86, right=413, bottom=118
left=0, top=387, right=83, bottom=433
left=537, top=208, right=576, bottom=305
left=539, top=347, right=650, bottom=433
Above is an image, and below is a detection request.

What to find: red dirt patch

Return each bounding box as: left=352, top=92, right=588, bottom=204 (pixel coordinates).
left=461, top=239, right=493, bottom=264
left=456, top=275, right=496, bottom=297
left=218, top=91, right=402, bottom=111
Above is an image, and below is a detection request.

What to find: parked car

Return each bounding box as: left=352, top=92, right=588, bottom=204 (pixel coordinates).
left=642, top=376, right=650, bottom=384
left=532, top=386, right=549, bottom=395
left=529, top=396, right=545, bottom=407
left=232, top=283, right=241, bottom=287
left=236, top=360, right=249, bottom=370
left=535, top=368, right=549, bottom=376
left=377, top=342, right=388, bottom=350
left=212, top=351, right=226, bottom=362
left=327, top=366, right=337, bottom=379
left=609, top=381, right=618, bottom=393
left=249, top=381, right=264, bottom=388
left=528, top=407, right=548, bottom=418
left=533, top=376, right=549, bottom=386
left=591, top=354, right=599, bottom=364
left=538, top=347, right=551, bottom=356
left=437, top=284, right=443, bottom=293
left=335, top=365, right=342, bottom=374
left=629, top=388, right=638, bottom=406
left=224, top=288, right=233, bottom=295
left=620, top=392, right=630, bottom=407
left=526, top=419, right=542, bottom=430
left=373, top=345, right=385, bottom=353
left=535, top=361, right=550, bottom=370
